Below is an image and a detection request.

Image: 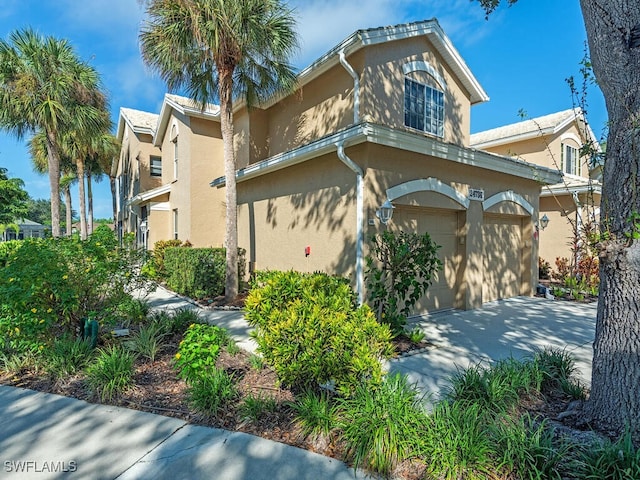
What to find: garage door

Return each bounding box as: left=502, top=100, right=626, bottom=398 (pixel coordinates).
left=482, top=214, right=522, bottom=302
left=393, top=207, right=462, bottom=312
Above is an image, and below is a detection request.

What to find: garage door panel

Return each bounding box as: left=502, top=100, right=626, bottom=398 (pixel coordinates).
left=482, top=215, right=522, bottom=303
left=393, top=207, right=461, bottom=312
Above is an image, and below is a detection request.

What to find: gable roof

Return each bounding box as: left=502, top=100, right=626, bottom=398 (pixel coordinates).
left=470, top=108, right=600, bottom=150
left=153, top=93, right=221, bottom=147
left=260, top=19, right=488, bottom=109
left=116, top=107, right=159, bottom=140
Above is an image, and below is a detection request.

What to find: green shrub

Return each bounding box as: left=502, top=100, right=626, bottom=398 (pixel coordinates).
left=337, top=374, right=427, bottom=476
left=45, top=336, right=94, bottom=378
left=174, top=323, right=230, bottom=383
left=166, top=307, right=201, bottom=335
left=0, top=239, right=22, bottom=268
left=491, top=414, right=565, bottom=479
left=239, top=394, right=278, bottom=422
left=420, top=401, right=494, bottom=480
left=245, top=271, right=394, bottom=395
left=86, top=345, right=136, bottom=402
left=187, top=368, right=236, bottom=416
left=112, top=297, right=150, bottom=327
left=531, top=347, right=578, bottom=392
left=446, top=358, right=543, bottom=413
left=290, top=389, right=337, bottom=438
left=579, top=429, right=640, bottom=479
left=126, top=322, right=168, bottom=362
left=149, top=239, right=184, bottom=281
left=365, top=230, right=442, bottom=333
left=164, top=247, right=226, bottom=299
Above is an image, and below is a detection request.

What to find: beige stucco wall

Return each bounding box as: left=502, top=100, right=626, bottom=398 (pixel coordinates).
left=361, top=36, right=471, bottom=147
left=236, top=141, right=541, bottom=312
left=237, top=152, right=358, bottom=277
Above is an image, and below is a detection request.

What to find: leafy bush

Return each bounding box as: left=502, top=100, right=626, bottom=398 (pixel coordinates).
left=579, top=429, right=640, bottom=479
left=111, top=297, right=150, bottom=328
left=174, top=323, right=231, bottom=383
left=187, top=368, right=236, bottom=416
left=164, top=247, right=226, bottom=299
left=491, top=414, right=566, bottom=479
left=290, top=389, right=337, bottom=438
left=338, top=374, right=427, bottom=476
left=365, top=230, right=442, bottom=333
left=420, top=401, right=494, bottom=479
left=126, top=322, right=168, bottom=362
left=148, top=239, right=184, bottom=280
left=531, top=347, right=579, bottom=393
left=0, top=229, right=149, bottom=341
left=0, top=239, right=21, bottom=268
left=86, top=345, right=136, bottom=402
left=538, top=257, right=551, bottom=280
left=45, top=336, right=94, bottom=378
left=446, top=358, right=543, bottom=413
left=239, top=394, right=278, bottom=422
left=245, top=271, right=394, bottom=395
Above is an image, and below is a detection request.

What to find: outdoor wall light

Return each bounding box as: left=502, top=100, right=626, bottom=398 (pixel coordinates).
left=376, top=199, right=395, bottom=225
left=140, top=221, right=148, bottom=235
left=539, top=214, right=549, bottom=230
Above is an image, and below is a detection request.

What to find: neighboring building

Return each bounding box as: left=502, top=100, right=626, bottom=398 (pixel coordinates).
left=470, top=109, right=602, bottom=267
left=116, top=107, right=162, bottom=249
left=1, top=219, right=46, bottom=241
left=118, top=19, right=563, bottom=313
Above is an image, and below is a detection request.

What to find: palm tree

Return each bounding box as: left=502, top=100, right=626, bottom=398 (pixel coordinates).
left=30, top=131, right=77, bottom=236
left=140, top=0, right=298, bottom=301
left=0, top=29, right=107, bottom=237
left=93, top=134, right=121, bottom=225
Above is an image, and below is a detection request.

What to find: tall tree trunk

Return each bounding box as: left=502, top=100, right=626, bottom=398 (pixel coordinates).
left=76, top=159, right=88, bottom=241
left=45, top=131, right=62, bottom=237
left=64, top=184, right=72, bottom=237
left=580, top=0, right=640, bottom=438
left=87, top=170, right=94, bottom=235
left=109, top=175, right=117, bottom=225
left=220, top=70, right=238, bottom=301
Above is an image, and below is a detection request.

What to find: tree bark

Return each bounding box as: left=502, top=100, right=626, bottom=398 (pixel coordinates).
left=76, top=158, right=88, bottom=241
left=109, top=176, right=117, bottom=225
left=64, top=184, right=72, bottom=237
left=580, top=0, right=640, bottom=437
left=220, top=68, right=239, bottom=302
left=87, top=170, right=94, bottom=235
left=45, top=131, right=62, bottom=238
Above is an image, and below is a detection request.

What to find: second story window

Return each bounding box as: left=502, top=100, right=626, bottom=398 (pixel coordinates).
left=562, top=143, right=578, bottom=176
left=150, top=156, right=162, bottom=177
left=404, top=77, right=444, bottom=137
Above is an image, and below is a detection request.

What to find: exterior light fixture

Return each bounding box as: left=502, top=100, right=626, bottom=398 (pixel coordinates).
left=539, top=214, right=549, bottom=230
left=140, top=221, right=148, bottom=235
left=376, top=199, right=395, bottom=225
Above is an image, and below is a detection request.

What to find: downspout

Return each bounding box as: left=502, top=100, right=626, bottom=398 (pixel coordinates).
left=336, top=141, right=365, bottom=305
left=339, top=49, right=360, bottom=124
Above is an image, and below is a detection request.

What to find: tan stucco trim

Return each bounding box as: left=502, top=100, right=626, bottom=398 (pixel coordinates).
left=483, top=191, right=534, bottom=216
left=153, top=94, right=221, bottom=147
left=386, top=178, right=469, bottom=209
left=211, top=123, right=562, bottom=188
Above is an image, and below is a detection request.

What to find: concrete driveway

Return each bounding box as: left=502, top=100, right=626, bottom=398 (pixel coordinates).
left=389, top=296, right=597, bottom=401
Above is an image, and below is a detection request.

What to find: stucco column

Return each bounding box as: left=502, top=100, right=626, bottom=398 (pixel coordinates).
left=464, top=199, right=484, bottom=309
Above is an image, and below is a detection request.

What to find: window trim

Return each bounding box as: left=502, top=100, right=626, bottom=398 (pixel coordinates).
left=150, top=155, right=162, bottom=177
left=562, top=143, right=579, bottom=176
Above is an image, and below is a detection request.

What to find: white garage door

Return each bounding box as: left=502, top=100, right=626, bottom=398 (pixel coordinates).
left=482, top=214, right=523, bottom=303
left=393, top=207, right=462, bottom=312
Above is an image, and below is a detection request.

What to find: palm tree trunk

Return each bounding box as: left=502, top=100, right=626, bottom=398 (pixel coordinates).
left=87, top=170, right=94, bottom=235
left=64, top=184, right=72, bottom=237
left=76, top=158, right=88, bottom=240
left=109, top=175, right=117, bottom=224
left=220, top=70, right=238, bottom=301
left=45, top=131, right=62, bottom=237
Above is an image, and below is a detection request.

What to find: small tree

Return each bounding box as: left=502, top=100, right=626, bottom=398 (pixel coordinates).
left=0, top=168, right=28, bottom=225
left=365, top=230, right=442, bottom=333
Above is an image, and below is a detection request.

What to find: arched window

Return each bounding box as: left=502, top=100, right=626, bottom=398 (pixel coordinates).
left=403, top=61, right=445, bottom=137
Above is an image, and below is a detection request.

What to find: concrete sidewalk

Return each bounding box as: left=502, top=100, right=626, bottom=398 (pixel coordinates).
left=0, top=386, right=360, bottom=480
left=0, top=289, right=597, bottom=479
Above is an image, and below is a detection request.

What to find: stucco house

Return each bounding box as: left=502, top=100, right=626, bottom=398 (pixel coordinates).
left=470, top=109, right=602, bottom=268
left=117, top=19, right=563, bottom=313
left=1, top=219, right=46, bottom=241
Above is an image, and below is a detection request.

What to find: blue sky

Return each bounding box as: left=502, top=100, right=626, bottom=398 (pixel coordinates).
left=0, top=0, right=606, bottom=220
